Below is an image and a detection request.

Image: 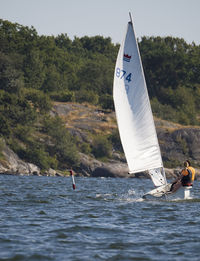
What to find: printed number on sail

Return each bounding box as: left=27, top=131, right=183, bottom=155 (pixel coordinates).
left=116, top=68, right=132, bottom=82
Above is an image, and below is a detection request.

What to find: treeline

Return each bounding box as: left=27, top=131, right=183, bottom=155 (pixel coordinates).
left=140, top=36, right=200, bottom=125
left=0, top=19, right=200, bottom=170
left=0, top=19, right=117, bottom=107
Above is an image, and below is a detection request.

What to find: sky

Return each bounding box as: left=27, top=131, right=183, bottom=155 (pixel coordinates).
left=0, top=0, right=200, bottom=45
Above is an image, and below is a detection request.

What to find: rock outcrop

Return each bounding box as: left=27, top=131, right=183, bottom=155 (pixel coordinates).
left=76, top=153, right=130, bottom=178
left=0, top=140, right=40, bottom=175
left=0, top=140, right=200, bottom=180
left=76, top=153, right=200, bottom=180
left=157, top=125, right=200, bottom=166
left=1, top=102, right=200, bottom=180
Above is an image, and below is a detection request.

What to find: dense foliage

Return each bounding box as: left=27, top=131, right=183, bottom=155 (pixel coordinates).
left=0, top=19, right=200, bottom=169
left=140, top=36, right=200, bottom=125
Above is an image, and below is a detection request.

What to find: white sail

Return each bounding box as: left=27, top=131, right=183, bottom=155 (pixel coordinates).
left=113, top=17, right=166, bottom=186
left=148, top=168, right=166, bottom=187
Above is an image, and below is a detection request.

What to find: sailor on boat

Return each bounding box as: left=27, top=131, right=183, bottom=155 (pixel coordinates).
left=169, top=160, right=195, bottom=193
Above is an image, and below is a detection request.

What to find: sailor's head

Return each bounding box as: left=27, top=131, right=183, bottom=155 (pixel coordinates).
left=184, top=160, right=191, bottom=167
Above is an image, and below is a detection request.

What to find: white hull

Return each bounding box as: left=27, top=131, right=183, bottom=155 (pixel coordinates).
left=143, top=184, right=192, bottom=200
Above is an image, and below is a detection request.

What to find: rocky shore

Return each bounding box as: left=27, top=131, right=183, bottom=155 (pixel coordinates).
left=1, top=102, right=200, bottom=180
left=1, top=140, right=200, bottom=180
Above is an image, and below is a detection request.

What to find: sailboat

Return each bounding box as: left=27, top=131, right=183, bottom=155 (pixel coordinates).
left=113, top=13, right=192, bottom=200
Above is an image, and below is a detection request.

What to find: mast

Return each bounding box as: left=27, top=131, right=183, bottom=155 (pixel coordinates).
left=129, top=12, right=133, bottom=24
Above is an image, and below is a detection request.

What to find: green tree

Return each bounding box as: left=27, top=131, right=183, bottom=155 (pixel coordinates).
left=43, top=116, right=79, bottom=167
left=92, top=135, right=112, bottom=159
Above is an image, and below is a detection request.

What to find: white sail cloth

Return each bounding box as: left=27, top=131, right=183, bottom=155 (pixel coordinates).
left=113, top=21, right=166, bottom=186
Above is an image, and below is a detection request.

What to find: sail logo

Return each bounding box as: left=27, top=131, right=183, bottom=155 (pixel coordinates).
left=123, top=53, right=131, bottom=62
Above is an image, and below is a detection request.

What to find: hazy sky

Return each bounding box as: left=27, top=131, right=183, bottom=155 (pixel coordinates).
left=0, top=0, right=199, bottom=45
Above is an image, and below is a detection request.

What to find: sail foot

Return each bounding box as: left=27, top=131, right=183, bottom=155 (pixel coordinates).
left=148, top=168, right=166, bottom=187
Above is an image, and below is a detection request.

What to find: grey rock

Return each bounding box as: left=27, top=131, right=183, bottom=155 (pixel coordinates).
left=0, top=140, right=40, bottom=175
left=1, top=102, right=200, bottom=181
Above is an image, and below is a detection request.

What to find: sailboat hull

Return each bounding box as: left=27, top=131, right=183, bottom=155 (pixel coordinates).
left=143, top=184, right=192, bottom=200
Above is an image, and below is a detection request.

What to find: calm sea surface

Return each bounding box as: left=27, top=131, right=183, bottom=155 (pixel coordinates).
left=0, top=175, right=200, bottom=261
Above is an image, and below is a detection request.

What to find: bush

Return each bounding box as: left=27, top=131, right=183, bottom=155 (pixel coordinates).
left=0, top=115, right=11, bottom=137
left=99, top=94, right=114, bottom=110
left=80, top=142, right=91, bottom=154
left=92, top=135, right=112, bottom=159
left=25, top=89, right=52, bottom=113
left=50, top=90, right=75, bottom=102
left=43, top=116, right=80, bottom=168
left=75, top=89, right=99, bottom=105
left=0, top=138, right=5, bottom=159
left=26, top=146, right=58, bottom=170
left=108, top=129, right=123, bottom=152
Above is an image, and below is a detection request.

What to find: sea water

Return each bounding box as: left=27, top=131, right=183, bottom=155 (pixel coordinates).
left=0, top=175, right=200, bottom=261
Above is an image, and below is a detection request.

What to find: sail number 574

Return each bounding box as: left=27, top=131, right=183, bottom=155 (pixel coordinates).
left=116, top=68, right=132, bottom=83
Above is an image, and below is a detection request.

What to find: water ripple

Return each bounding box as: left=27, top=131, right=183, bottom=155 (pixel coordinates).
left=0, top=175, right=200, bottom=260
